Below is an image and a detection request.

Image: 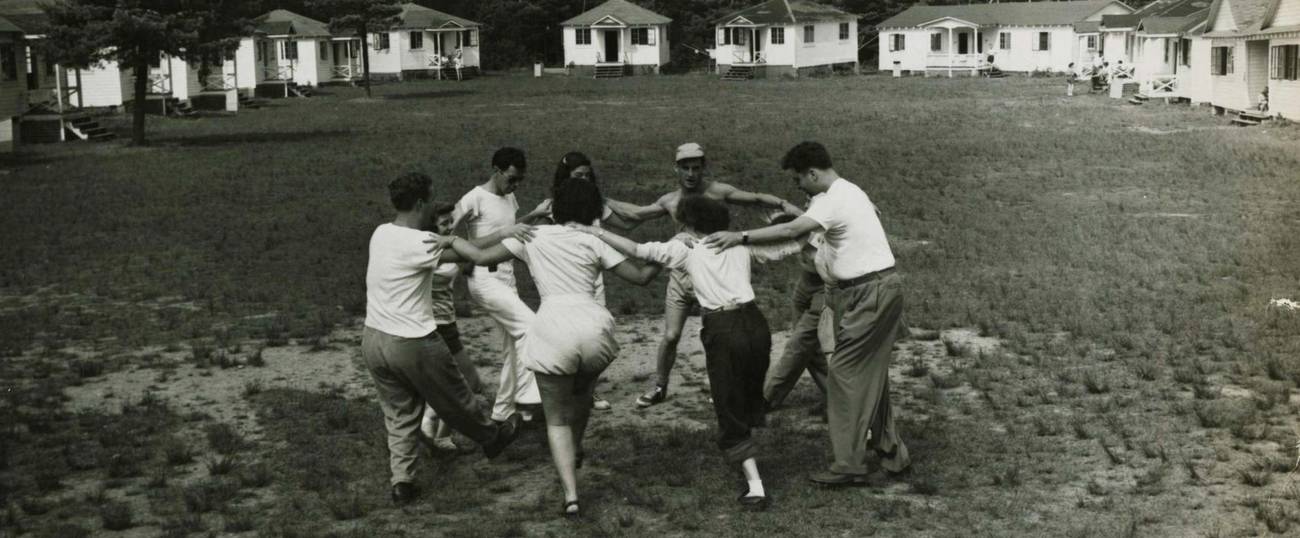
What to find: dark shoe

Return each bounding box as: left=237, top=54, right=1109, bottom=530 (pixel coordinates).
left=560, top=499, right=580, bottom=519
left=482, top=413, right=522, bottom=459
left=737, top=492, right=771, bottom=511
left=636, top=385, right=667, bottom=408
left=808, top=470, right=868, bottom=488
left=391, top=482, right=420, bottom=504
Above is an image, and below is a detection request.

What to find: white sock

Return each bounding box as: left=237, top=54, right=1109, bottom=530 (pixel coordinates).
left=747, top=479, right=765, bottom=497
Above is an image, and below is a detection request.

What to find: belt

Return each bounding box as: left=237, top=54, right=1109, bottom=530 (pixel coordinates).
left=834, top=267, right=896, bottom=289
left=702, top=301, right=753, bottom=316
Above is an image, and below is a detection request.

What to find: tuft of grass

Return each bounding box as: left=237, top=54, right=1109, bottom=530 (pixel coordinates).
left=242, top=379, right=265, bottom=399
left=164, top=437, right=194, bottom=465
left=1237, top=466, right=1272, bottom=487
left=247, top=346, right=266, bottom=367
left=930, top=372, right=962, bottom=390
left=1255, top=501, right=1292, bottom=534
left=223, top=510, right=257, bottom=533
left=70, top=359, right=104, bottom=379
left=206, top=455, right=238, bottom=476
left=905, top=359, right=930, bottom=378
left=325, top=490, right=368, bottom=521
left=942, top=336, right=971, bottom=357
left=99, top=500, right=134, bottom=531
left=237, top=462, right=273, bottom=488
left=205, top=422, right=247, bottom=455
left=1082, top=370, right=1111, bottom=394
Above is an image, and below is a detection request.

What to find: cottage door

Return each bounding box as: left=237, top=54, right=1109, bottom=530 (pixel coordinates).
left=958, top=33, right=969, bottom=55
left=603, top=30, right=619, bottom=63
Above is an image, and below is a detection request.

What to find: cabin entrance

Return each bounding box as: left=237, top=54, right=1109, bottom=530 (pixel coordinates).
left=603, top=30, right=620, bottom=63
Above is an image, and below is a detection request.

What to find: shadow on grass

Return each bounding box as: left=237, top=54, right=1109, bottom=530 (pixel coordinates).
left=382, top=90, right=475, bottom=101
left=155, top=130, right=353, bottom=147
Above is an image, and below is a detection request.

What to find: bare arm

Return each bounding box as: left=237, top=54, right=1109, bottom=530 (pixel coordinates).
left=568, top=223, right=642, bottom=259
left=719, top=184, right=803, bottom=215
left=468, top=223, right=535, bottom=248
left=608, top=259, right=662, bottom=286
left=702, top=216, right=824, bottom=251
left=605, top=196, right=670, bottom=223
left=599, top=210, right=637, bottom=232
left=448, top=237, right=516, bottom=266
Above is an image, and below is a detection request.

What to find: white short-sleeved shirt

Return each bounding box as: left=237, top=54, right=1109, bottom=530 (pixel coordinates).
left=364, top=223, right=445, bottom=338
left=501, top=226, right=626, bottom=300
left=803, top=178, right=895, bottom=283
left=454, top=186, right=519, bottom=274
left=635, top=239, right=800, bottom=310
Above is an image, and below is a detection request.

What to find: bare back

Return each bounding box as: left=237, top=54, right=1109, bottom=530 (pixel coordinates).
left=657, top=181, right=739, bottom=225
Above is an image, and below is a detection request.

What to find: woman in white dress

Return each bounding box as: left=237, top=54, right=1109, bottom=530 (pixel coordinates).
left=440, top=179, right=661, bottom=518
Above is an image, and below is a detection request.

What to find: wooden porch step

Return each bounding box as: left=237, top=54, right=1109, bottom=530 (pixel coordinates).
left=594, top=65, right=625, bottom=79
left=1230, top=117, right=1260, bottom=127
left=1239, top=111, right=1271, bottom=121
left=722, top=65, right=754, bottom=81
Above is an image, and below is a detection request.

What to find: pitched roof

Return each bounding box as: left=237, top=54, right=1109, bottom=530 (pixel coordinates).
left=717, top=0, right=854, bottom=26
left=562, top=0, right=670, bottom=26
left=1074, top=20, right=1103, bottom=32
left=1203, top=0, right=1272, bottom=34
left=0, top=0, right=48, bottom=33
left=253, top=9, right=331, bottom=38
left=878, top=0, right=1123, bottom=29
left=393, top=2, right=480, bottom=29
left=0, top=14, right=20, bottom=33
left=1138, top=10, right=1208, bottom=32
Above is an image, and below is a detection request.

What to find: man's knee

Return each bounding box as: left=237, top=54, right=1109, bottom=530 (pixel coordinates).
left=661, top=330, right=682, bottom=347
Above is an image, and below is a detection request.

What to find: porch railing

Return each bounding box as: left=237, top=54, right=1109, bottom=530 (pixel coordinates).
left=332, top=63, right=359, bottom=79
left=263, top=65, right=294, bottom=81
left=926, top=53, right=980, bottom=68
left=148, top=73, right=171, bottom=94
left=1146, top=75, right=1177, bottom=96
left=1111, top=65, right=1135, bottom=79
left=202, top=74, right=236, bottom=91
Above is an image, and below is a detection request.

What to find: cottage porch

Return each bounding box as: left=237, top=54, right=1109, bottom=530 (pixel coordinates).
left=918, top=18, right=988, bottom=77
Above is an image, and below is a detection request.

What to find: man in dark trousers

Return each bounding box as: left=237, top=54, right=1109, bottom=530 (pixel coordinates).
left=702, top=142, right=910, bottom=486
left=362, top=172, right=521, bottom=504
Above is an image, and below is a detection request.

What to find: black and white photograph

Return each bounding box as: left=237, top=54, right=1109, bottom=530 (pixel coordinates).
left=2, top=0, right=1299, bottom=535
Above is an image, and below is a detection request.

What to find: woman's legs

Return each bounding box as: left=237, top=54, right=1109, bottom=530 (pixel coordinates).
left=537, top=373, right=581, bottom=504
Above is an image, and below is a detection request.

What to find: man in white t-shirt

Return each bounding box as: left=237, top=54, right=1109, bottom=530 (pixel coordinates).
left=702, top=142, right=910, bottom=487
left=362, top=172, right=521, bottom=505
left=453, top=147, right=551, bottom=422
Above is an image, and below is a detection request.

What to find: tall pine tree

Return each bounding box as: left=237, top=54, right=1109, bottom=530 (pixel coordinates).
left=39, top=0, right=254, bottom=145
left=306, top=0, right=401, bottom=98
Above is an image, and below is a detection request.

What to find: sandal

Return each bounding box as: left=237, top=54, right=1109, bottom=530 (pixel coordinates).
left=560, top=499, right=580, bottom=519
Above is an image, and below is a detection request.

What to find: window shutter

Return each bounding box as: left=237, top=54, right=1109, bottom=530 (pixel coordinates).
left=648, top=27, right=656, bottom=45
left=1227, top=47, right=1233, bottom=74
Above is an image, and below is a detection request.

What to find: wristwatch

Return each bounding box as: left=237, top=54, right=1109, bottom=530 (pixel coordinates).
left=741, top=232, right=750, bottom=245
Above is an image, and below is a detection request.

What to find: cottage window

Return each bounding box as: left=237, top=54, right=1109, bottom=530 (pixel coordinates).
left=0, top=44, right=15, bottom=81
left=1163, top=39, right=1170, bottom=63
left=999, top=32, right=1010, bottom=50
left=281, top=41, right=298, bottom=60
left=889, top=33, right=904, bottom=51
left=1211, top=46, right=1233, bottom=76
left=576, top=28, right=591, bottom=45
left=1272, top=44, right=1299, bottom=80
left=632, top=28, right=649, bottom=45
left=804, top=25, right=815, bottom=43
left=839, top=22, right=850, bottom=40
left=1179, top=38, right=1190, bottom=66
left=772, top=27, right=785, bottom=44
left=256, top=41, right=267, bottom=61
left=375, top=33, right=390, bottom=50
left=1086, top=35, right=1097, bottom=50
left=319, top=41, right=329, bottom=60
left=1035, top=32, right=1050, bottom=51
left=931, top=33, right=941, bottom=51
left=468, top=29, right=479, bottom=47
left=410, top=31, right=423, bottom=50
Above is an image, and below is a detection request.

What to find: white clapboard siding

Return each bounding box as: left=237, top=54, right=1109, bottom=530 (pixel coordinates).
left=1270, top=37, right=1300, bottom=119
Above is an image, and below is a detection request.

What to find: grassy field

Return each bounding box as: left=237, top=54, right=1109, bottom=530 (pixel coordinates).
left=2, top=72, right=1300, bottom=537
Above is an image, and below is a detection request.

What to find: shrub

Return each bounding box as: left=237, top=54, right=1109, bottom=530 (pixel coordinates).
left=206, top=455, right=237, bottom=476
left=238, top=462, right=273, bottom=488
left=164, top=437, right=194, bottom=465
left=205, top=423, right=247, bottom=455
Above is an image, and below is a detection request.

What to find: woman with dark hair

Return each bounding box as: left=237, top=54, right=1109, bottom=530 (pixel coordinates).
left=540, top=151, right=637, bottom=412
left=436, top=180, right=662, bottom=518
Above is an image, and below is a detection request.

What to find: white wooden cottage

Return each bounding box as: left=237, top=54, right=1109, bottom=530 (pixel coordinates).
left=715, top=0, right=858, bottom=79
left=364, top=3, right=482, bottom=80
left=1089, top=0, right=1211, bottom=98
left=0, top=14, right=26, bottom=151
left=232, top=9, right=354, bottom=97
left=1202, top=0, right=1276, bottom=113
left=561, top=0, right=671, bottom=78
left=878, top=0, right=1131, bottom=76
left=1202, top=0, right=1300, bottom=119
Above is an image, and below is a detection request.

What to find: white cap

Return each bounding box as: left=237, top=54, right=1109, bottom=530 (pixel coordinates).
left=675, top=142, right=705, bottom=162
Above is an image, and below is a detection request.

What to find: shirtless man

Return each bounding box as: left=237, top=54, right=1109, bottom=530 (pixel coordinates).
left=605, top=142, right=802, bottom=407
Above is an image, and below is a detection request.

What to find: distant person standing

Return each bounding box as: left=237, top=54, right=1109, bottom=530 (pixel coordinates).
left=702, top=142, right=910, bottom=487
left=362, top=172, right=520, bottom=505
left=453, top=148, right=551, bottom=422
left=604, top=143, right=801, bottom=409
